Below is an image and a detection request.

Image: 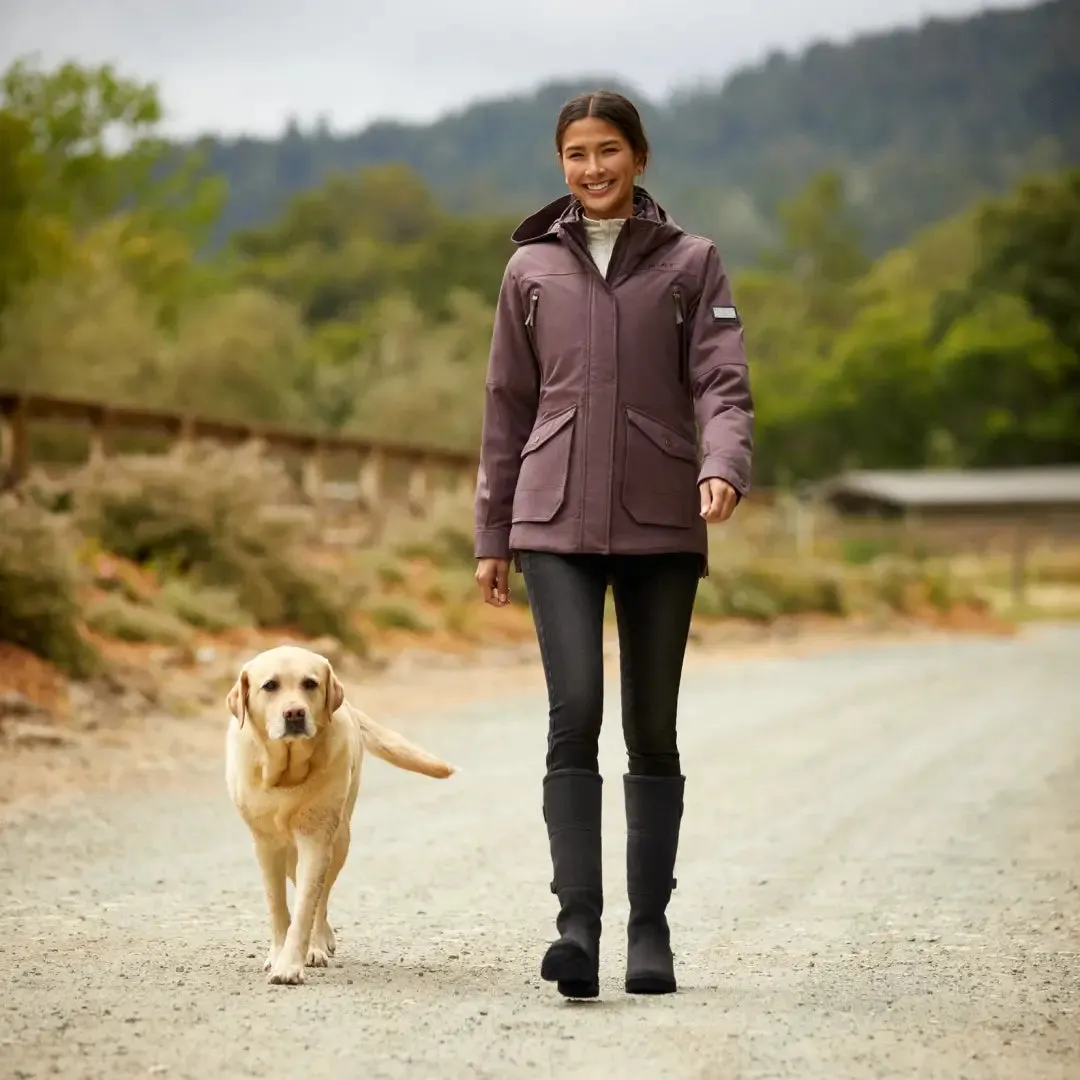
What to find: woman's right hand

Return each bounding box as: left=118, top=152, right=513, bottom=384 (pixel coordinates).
left=475, top=558, right=511, bottom=607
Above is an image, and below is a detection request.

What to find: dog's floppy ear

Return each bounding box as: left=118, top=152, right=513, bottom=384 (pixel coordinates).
left=325, top=661, right=345, bottom=720
left=226, top=668, right=250, bottom=729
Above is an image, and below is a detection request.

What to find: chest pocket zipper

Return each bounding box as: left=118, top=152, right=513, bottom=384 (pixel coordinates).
left=673, top=288, right=689, bottom=388
left=525, top=290, right=539, bottom=347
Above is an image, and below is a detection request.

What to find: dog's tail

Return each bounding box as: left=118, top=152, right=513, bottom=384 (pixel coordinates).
left=355, top=711, right=456, bottom=779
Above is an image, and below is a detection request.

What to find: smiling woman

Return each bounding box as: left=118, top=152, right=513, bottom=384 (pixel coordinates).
left=472, top=88, right=755, bottom=1001
left=555, top=93, right=650, bottom=223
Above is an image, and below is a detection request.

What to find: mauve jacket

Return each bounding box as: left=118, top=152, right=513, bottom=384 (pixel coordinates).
left=473, top=186, right=754, bottom=574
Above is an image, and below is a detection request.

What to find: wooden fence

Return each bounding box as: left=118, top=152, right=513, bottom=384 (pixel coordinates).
left=0, top=389, right=480, bottom=518
left=5, top=387, right=1078, bottom=604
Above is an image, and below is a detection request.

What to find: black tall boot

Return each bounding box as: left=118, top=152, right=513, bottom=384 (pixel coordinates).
left=540, top=768, right=604, bottom=999
left=624, top=773, right=684, bottom=995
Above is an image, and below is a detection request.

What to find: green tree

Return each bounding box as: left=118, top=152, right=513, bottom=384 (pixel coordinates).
left=0, top=57, right=226, bottom=329
left=972, top=169, right=1080, bottom=359
left=0, top=109, right=43, bottom=328
left=761, top=170, right=869, bottom=330
left=1, top=57, right=223, bottom=241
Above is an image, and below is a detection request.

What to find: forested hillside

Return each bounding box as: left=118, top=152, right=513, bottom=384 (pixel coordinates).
left=189, top=0, right=1078, bottom=264
left=2, top=10, right=1078, bottom=491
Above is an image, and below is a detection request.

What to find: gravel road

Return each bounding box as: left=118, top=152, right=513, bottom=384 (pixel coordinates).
left=2, top=625, right=1078, bottom=1079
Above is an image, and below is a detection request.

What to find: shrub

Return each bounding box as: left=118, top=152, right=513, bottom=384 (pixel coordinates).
left=380, top=487, right=476, bottom=569
left=72, top=442, right=363, bottom=648
left=156, top=579, right=253, bottom=633
left=367, top=600, right=433, bottom=633
left=84, top=594, right=193, bottom=646
left=430, top=567, right=479, bottom=606
left=375, top=559, right=407, bottom=587
left=0, top=498, right=99, bottom=678
left=695, top=560, right=847, bottom=623
left=395, top=523, right=476, bottom=568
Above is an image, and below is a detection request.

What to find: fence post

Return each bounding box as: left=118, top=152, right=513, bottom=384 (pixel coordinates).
left=793, top=496, right=815, bottom=560
left=456, top=464, right=476, bottom=503
left=87, top=407, right=109, bottom=466
left=172, top=414, right=196, bottom=456
left=1010, top=522, right=1028, bottom=609
left=302, top=441, right=325, bottom=525
left=359, top=448, right=384, bottom=512
left=407, top=459, right=429, bottom=516
left=0, top=395, right=30, bottom=488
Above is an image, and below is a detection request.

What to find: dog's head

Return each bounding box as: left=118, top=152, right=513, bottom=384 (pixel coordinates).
left=226, top=645, right=345, bottom=743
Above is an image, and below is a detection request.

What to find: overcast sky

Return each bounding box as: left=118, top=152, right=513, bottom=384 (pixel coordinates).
left=1, top=0, right=1034, bottom=138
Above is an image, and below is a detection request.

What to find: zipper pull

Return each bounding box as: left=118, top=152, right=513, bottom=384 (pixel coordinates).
left=525, top=291, right=538, bottom=327
left=673, top=288, right=689, bottom=386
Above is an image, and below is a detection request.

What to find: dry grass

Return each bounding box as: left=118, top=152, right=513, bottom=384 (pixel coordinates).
left=5, top=458, right=1070, bottom=688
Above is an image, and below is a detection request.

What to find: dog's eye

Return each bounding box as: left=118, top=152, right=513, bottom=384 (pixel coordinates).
left=262, top=679, right=279, bottom=692
left=301, top=677, right=319, bottom=691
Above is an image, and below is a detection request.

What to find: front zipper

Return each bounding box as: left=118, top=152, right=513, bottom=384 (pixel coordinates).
left=673, top=288, right=689, bottom=387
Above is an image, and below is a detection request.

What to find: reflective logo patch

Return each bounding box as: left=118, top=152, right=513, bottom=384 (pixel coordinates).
left=712, top=306, right=739, bottom=322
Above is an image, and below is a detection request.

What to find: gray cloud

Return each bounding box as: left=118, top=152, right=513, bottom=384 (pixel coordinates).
left=0, top=0, right=1034, bottom=136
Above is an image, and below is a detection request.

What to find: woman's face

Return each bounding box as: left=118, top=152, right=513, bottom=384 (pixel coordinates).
left=559, top=117, right=642, bottom=220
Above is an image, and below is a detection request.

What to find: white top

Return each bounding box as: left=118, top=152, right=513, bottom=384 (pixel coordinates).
left=582, top=215, right=626, bottom=277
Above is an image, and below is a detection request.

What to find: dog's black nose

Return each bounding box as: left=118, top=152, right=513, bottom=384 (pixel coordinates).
left=283, top=707, right=307, bottom=734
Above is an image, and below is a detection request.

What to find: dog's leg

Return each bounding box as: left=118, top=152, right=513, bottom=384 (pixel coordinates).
left=266, top=828, right=333, bottom=985
left=311, top=821, right=350, bottom=963
left=254, top=838, right=291, bottom=974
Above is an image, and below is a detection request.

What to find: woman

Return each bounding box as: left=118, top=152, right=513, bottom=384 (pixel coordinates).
left=473, top=89, right=754, bottom=999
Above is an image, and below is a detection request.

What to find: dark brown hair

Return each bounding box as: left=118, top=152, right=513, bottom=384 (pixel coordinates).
left=555, top=90, right=650, bottom=170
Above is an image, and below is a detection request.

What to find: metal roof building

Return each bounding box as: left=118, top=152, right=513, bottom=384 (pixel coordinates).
left=814, top=466, right=1080, bottom=516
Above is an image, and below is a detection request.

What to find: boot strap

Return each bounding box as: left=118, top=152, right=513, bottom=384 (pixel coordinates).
left=628, top=878, right=677, bottom=897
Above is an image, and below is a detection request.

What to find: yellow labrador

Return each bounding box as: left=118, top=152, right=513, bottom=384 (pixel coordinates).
left=224, top=644, right=455, bottom=985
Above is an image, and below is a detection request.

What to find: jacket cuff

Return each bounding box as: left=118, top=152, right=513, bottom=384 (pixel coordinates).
left=697, top=458, right=750, bottom=500
left=474, top=528, right=512, bottom=560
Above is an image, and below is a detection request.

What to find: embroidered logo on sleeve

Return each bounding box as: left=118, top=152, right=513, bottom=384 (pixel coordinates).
left=712, top=306, right=739, bottom=323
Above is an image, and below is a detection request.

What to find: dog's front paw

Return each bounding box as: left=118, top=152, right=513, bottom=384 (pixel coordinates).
left=309, top=921, right=335, bottom=964
left=263, top=948, right=279, bottom=973
left=267, top=953, right=306, bottom=985
left=321, top=922, right=337, bottom=957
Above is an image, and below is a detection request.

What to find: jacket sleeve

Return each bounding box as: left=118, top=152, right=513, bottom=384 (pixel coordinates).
left=688, top=242, right=754, bottom=499
left=473, top=264, right=540, bottom=559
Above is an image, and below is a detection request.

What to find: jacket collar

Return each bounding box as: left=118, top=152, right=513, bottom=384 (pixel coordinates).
left=510, top=186, right=684, bottom=283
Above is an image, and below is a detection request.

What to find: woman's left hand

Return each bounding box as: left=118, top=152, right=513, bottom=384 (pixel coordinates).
left=699, top=477, right=738, bottom=523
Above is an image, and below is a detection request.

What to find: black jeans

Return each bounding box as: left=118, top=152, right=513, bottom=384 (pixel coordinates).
left=518, top=550, right=701, bottom=779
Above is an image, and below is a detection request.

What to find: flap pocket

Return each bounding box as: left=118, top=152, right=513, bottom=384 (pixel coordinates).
left=522, top=404, right=577, bottom=458
left=625, top=407, right=697, bottom=464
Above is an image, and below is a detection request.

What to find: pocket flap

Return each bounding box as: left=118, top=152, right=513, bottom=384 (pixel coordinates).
left=626, top=407, right=698, bottom=463
left=521, top=404, right=577, bottom=457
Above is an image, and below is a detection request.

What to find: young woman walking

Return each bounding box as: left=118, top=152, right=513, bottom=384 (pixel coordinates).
left=473, top=89, right=754, bottom=998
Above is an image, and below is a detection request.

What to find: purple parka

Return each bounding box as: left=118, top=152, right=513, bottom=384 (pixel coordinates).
left=474, top=187, right=754, bottom=575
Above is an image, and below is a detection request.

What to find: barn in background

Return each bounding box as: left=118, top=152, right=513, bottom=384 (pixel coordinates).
left=813, top=467, right=1080, bottom=541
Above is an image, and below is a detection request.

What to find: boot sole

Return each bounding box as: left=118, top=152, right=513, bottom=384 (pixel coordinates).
left=541, top=941, right=599, bottom=999
left=625, top=972, right=676, bottom=995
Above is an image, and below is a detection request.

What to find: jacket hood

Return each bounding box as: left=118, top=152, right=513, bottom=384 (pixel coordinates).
left=510, top=185, right=679, bottom=246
